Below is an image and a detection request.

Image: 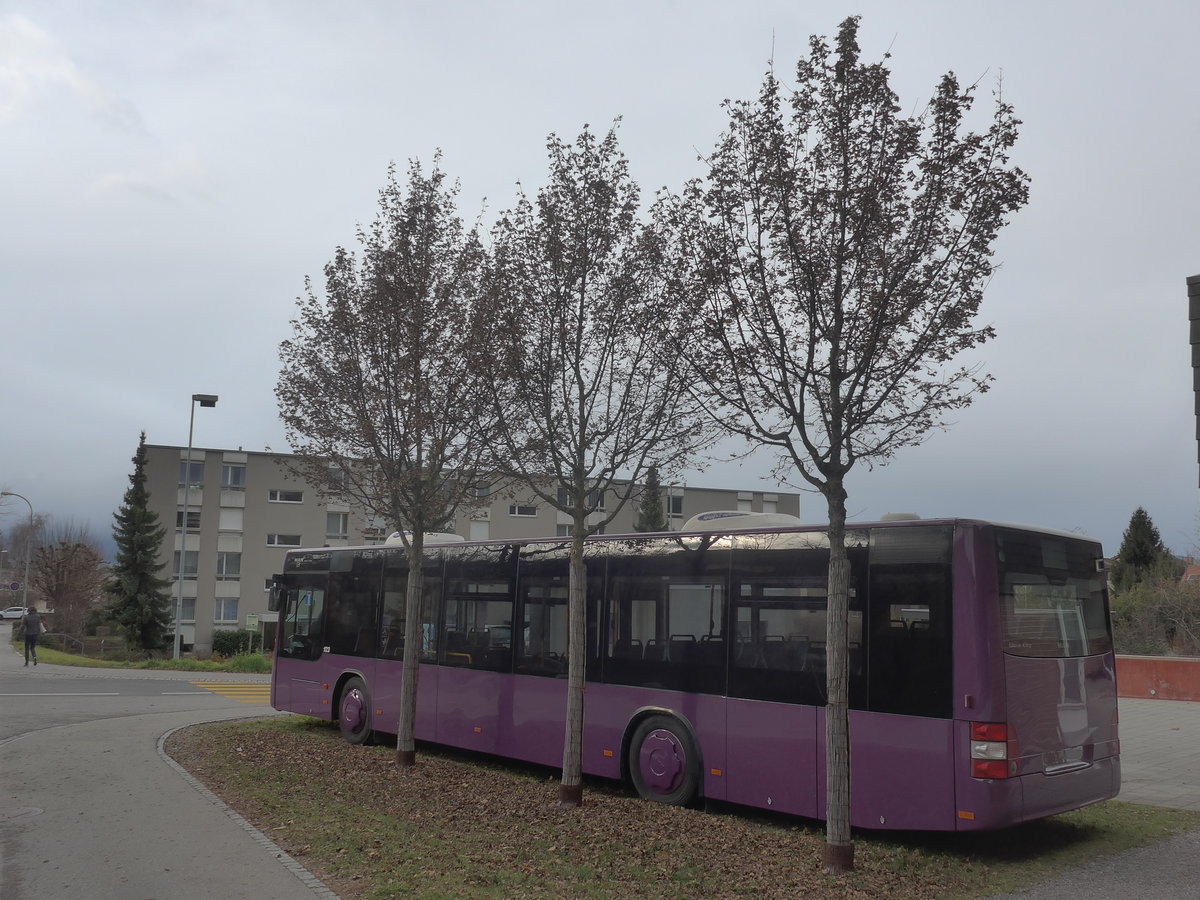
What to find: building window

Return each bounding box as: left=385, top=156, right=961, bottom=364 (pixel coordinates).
left=267, top=534, right=302, bottom=547
left=555, top=488, right=607, bottom=511
left=173, top=550, right=199, bottom=580
left=475, top=482, right=492, bottom=498
left=178, top=460, right=204, bottom=487
left=221, top=465, right=247, bottom=492
left=214, top=597, right=238, bottom=623
left=216, top=551, right=241, bottom=581
left=268, top=489, right=304, bottom=503
left=737, top=493, right=753, bottom=512
left=762, top=498, right=778, bottom=514
left=509, top=504, right=538, bottom=517
left=667, top=494, right=684, bottom=518
left=556, top=524, right=572, bottom=537
left=180, top=597, right=195, bottom=623
left=176, top=510, right=200, bottom=531
left=326, top=512, right=349, bottom=539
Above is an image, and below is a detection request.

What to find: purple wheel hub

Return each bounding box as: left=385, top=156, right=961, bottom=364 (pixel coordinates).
left=342, top=687, right=367, bottom=733
left=637, top=727, right=687, bottom=795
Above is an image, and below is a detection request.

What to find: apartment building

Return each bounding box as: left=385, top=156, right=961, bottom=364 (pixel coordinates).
left=143, top=444, right=800, bottom=654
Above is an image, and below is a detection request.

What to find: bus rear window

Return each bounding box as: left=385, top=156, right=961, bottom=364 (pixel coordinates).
left=995, top=529, right=1111, bottom=658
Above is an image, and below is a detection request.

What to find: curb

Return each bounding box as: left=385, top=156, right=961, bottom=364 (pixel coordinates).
left=157, top=720, right=341, bottom=900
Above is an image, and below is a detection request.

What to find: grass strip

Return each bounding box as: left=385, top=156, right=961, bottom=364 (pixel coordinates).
left=165, top=717, right=1200, bottom=900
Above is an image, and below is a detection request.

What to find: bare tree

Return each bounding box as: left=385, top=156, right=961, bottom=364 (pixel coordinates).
left=478, top=125, right=712, bottom=807
left=659, top=18, right=1028, bottom=870
left=277, top=156, right=495, bottom=766
left=31, top=522, right=107, bottom=636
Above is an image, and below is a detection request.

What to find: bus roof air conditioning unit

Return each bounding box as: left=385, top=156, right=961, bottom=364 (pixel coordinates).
left=682, top=511, right=803, bottom=532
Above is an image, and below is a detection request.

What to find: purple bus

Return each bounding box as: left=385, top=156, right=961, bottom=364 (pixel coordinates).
left=268, top=516, right=1119, bottom=831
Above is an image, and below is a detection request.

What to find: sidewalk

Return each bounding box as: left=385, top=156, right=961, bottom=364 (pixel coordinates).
left=0, top=626, right=335, bottom=900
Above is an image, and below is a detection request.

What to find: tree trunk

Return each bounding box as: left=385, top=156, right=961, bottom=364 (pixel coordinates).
left=559, top=542, right=587, bottom=807
left=823, top=483, right=854, bottom=873
left=396, top=536, right=425, bottom=767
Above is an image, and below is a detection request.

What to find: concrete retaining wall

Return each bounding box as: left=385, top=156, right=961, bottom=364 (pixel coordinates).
left=1116, top=655, right=1200, bottom=701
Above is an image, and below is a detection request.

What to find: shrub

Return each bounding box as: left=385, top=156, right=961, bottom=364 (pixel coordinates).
left=211, top=629, right=263, bottom=658
left=1112, top=576, right=1200, bottom=656
left=228, top=652, right=272, bottom=674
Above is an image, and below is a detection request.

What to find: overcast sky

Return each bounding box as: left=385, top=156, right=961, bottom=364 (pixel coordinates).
left=1, top=0, right=1197, bottom=558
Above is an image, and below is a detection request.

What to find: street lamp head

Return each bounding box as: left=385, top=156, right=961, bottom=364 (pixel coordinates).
left=192, top=393, right=219, bottom=407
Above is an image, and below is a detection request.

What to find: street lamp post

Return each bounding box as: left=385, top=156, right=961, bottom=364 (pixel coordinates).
left=1, top=491, right=34, bottom=609
left=174, top=393, right=218, bottom=659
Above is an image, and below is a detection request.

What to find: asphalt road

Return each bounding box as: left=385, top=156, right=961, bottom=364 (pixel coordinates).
left=0, top=623, right=332, bottom=900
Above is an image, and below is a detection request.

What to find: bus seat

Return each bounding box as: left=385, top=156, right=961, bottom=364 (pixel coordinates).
left=612, top=639, right=642, bottom=660
left=697, top=637, right=725, bottom=666
left=668, top=635, right=697, bottom=664
left=643, top=639, right=666, bottom=662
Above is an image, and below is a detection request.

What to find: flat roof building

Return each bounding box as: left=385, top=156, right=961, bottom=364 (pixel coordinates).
left=143, top=444, right=801, bottom=655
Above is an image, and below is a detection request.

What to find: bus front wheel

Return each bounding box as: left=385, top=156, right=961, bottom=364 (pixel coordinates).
left=628, top=715, right=699, bottom=806
left=338, top=677, right=373, bottom=745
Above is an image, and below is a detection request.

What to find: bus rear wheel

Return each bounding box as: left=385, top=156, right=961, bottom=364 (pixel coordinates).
left=338, top=677, right=373, bottom=745
left=628, top=715, right=700, bottom=806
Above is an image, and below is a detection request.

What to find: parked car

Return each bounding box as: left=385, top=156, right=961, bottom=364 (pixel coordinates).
left=2, top=606, right=27, bottom=620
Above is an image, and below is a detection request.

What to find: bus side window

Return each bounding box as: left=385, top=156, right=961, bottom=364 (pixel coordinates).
left=867, top=525, right=953, bottom=718
left=279, top=588, right=325, bottom=661
left=729, top=578, right=829, bottom=705
left=603, top=576, right=725, bottom=694
left=381, top=568, right=443, bottom=662
left=325, top=561, right=381, bottom=658
left=516, top=581, right=568, bottom=676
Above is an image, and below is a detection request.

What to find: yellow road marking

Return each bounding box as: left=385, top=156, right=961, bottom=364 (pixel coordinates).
left=189, top=681, right=272, bottom=703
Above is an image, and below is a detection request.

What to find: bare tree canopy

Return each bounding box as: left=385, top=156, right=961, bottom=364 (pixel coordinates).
left=277, top=156, right=495, bottom=766
left=32, top=522, right=106, bottom=636
left=478, top=124, right=713, bottom=807
left=278, top=156, right=492, bottom=535
left=483, top=126, right=710, bottom=525
left=659, top=17, right=1029, bottom=870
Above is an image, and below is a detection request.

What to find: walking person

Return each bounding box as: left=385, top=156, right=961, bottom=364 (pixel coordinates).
left=23, top=606, right=44, bottom=666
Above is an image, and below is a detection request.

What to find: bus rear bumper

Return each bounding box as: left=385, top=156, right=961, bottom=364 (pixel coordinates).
left=1020, top=753, right=1121, bottom=821
left=956, top=754, right=1121, bottom=830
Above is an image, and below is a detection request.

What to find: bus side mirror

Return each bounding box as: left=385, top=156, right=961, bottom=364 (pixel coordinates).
left=268, top=583, right=284, bottom=612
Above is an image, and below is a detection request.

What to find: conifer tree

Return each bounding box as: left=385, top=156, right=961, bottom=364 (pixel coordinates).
left=105, top=432, right=173, bottom=652
left=633, top=465, right=669, bottom=532
left=1112, top=507, right=1170, bottom=592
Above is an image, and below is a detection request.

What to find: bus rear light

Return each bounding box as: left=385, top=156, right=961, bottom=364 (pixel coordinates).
left=972, top=741, right=1008, bottom=760
left=970, top=722, right=1008, bottom=742
left=971, top=722, right=1017, bottom=779
left=972, top=759, right=1016, bottom=779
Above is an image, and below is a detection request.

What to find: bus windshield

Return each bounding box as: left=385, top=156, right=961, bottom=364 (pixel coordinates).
left=995, top=528, right=1111, bottom=658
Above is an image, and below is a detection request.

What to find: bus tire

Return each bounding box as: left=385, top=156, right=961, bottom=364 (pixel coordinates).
left=628, top=715, right=700, bottom=806
left=337, top=676, right=373, bottom=745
